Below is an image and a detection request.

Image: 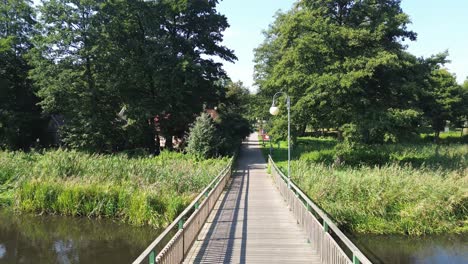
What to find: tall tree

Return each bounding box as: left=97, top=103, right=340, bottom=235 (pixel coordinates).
left=101, top=0, right=236, bottom=151
left=254, top=0, right=424, bottom=143
left=215, top=81, right=252, bottom=154
left=29, top=0, right=126, bottom=152
left=421, top=68, right=466, bottom=140
left=0, top=0, right=45, bottom=150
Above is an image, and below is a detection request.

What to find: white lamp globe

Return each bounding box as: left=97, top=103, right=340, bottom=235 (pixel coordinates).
left=269, top=106, right=280, bottom=116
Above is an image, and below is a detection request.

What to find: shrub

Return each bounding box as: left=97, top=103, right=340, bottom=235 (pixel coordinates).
left=186, top=113, right=220, bottom=158
left=216, top=111, right=251, bottom=155
left=334, top=143, right=389, bottom=166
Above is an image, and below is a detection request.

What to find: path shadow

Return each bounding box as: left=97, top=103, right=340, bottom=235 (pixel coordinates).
left=192, top=149, right=251, bottom=263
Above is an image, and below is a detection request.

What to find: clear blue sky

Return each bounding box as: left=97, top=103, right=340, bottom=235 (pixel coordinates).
left=216, top=0, right=468, bottom=91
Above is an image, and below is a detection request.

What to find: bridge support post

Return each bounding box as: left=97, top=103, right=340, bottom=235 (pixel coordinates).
left=353, top=254, right=361, bottom=264
left=149, top=251, right=155, bottom=264
left=323, top=220, right=329, bottom=233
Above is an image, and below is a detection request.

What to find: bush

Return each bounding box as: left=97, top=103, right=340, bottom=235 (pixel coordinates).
left=301, top=149, right=335, bottom=163
left=334, top=143, right=389, bottom=166
left=186, top=113, right=220, bottom=158
left=216, top=112, right=251, bottom=155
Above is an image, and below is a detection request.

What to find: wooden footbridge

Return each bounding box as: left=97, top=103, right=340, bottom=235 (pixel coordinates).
left=133, top=134, right=372, bottom=264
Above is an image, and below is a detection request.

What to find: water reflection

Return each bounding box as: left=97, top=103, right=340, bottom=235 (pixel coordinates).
left=352, top=233, right=468, bottom=264
left=0, top=244, right=5, bottom=259
left=0, top=210, right=160, bottom=264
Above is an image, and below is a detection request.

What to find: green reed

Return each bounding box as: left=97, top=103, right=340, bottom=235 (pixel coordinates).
left=0, top=149, right=228, bottom=228
left=267, top=136, right=467, bottom=235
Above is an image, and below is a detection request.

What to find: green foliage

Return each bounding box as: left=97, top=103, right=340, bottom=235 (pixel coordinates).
left=420, top=68, right=466, bottom=140
left=265, top=136, right=468, bottom=235
left=186, top=113, right=220, bottom=158
left=0, top=149, right=228, bottom=227
left=185, top=81, right=252, bottom=158
left=26, top=0, right=236, bottom=152
left=216, top=112, right=251, bottom=155
left=334, top=143, right=389, bottom=166
left=0, top=0, right=47, bottom=150
left=216, top=81, right=253, bottom=155
left=254, top=0, right=467, bottom=144
left=290, top=162, right=467, bottom=235
left=254, top=0, right=424, bottom=143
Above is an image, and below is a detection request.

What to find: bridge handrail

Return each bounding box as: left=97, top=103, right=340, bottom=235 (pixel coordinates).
left=268, top=155, right=372, bottom=264
left=133, top=155, right=235, bottom=264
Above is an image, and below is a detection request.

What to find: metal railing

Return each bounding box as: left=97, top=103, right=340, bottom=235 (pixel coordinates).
left=133, top=156, right=235, bottom=264
left=268, top=155, right=372, bottom=264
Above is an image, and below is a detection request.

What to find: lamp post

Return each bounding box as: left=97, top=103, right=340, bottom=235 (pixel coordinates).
left=269, top=92, right=291, bottom=189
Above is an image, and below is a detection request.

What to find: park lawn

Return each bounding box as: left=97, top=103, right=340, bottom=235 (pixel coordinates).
left=266, top=134, right=468, bottom=235
left=0, top=150, right=229, bottom=228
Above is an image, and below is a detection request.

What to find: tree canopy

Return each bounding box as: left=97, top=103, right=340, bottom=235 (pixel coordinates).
left=254, top=0, right=467, bottom=143
left=25, top=0, right=237, bottom=152
left=0, top=0, right=46, bottom=150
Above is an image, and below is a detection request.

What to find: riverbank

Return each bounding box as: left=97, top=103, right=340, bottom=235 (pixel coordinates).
left=0, top=150, right=228, bottom=228
left=262, top=136, right=467, bottom=235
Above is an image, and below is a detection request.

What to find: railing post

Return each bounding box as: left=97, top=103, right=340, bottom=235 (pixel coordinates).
left=323, top=220, right=329, bottom=233
left=149, top=251, right=155, bottom=264
left=268, top=156, right=372, bottom=264
left=179, top=219, right=185, bottom=260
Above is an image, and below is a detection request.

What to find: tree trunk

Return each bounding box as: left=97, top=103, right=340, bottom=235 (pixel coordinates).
left=146, top=118, right=156, bottom=153
left=434, top=130, right=440, bottom=143
left=337, top=129, right=343, bottom=141
left=165, top=134, right=173, bottom=151
left=154, top=133, right=161, bottom=155
left=300, top=124, right=306, bottom=137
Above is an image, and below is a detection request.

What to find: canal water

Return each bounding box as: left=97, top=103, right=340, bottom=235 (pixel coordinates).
left=1, top=209, right=467, bottom=264
left=351, top=233, right=468, bottom=264
left=0, top=210, right=160, bottom=264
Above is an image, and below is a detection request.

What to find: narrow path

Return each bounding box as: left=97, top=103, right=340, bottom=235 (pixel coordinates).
left=184, top=133, right=320, bottom=263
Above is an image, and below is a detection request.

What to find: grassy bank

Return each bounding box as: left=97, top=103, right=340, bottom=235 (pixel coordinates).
left=0, top=150, right=228, bottom=228
left=264, top=135, right=467, bottom=235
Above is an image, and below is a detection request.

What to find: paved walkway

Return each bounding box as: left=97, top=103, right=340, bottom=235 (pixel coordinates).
left=184, top=133, right=320, bottom=263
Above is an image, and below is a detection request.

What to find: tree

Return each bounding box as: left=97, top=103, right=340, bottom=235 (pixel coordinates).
left=216, top=81, right=252, bottom=154
left=0, top=0, right=46, bottom=150
left=29, top=0, right=235, bottom=152
left=28, top=0, right=125, bottom=152
left=419, top=68, right=464, bottom=140
left=454, top=78, right=468, bottom=135
left=254, top=0, right=424, bottom=143
left=100, top=0, right=236, bottom=151
left=186, top=113, right=219, bottom=158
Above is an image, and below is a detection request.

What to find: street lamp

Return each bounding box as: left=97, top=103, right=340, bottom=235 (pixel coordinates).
left=269, top=92, right=291, bottom=189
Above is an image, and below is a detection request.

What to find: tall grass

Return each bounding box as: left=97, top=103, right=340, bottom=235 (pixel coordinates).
left=268, top=135, right=468, bottom=235
left=288, top=162, right=467, bottom=235
left=0, top=150, right=228, bottom=228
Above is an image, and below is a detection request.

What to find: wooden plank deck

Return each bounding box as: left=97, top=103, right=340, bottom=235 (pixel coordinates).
left=184, top=133, right=321, bottom=263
